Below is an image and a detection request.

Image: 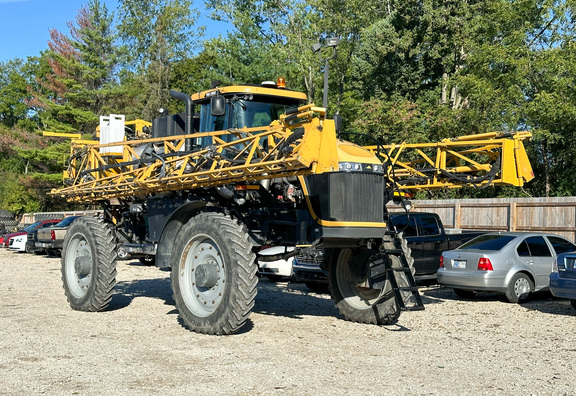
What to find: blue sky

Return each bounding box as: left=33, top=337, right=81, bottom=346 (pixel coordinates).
left=0, top=0, right=229, bottom=63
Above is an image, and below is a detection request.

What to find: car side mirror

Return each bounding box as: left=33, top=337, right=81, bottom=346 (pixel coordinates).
left=211, top=96, right=226, bottom=116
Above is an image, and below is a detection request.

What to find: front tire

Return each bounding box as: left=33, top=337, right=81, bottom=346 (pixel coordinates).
left=570, top=299, right=576, bottom=310
left=328, top=242, right=410, bottom=325
left=505, top=273, right=534, bottom=303
left=61, top=217, right=117, bottom=311
left=171, top=212, right=258, bottom=335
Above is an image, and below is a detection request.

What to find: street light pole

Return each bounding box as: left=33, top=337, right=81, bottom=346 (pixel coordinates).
left=312, top=37, right=340, bottom=113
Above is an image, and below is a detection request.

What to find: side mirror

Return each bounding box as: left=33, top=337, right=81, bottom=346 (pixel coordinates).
left=333, top=114, right=343, bottom=136
left=210, top=95, right=226, bottom=116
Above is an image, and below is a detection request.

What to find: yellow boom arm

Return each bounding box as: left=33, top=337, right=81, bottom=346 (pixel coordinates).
left=364, top=131, right=534, bottom=191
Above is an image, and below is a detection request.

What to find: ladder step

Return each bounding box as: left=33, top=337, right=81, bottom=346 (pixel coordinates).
left=380, top=237, right=425, bottom=311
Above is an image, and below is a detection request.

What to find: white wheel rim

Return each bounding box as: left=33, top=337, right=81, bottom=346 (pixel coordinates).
left=514, top=277, right=531, bottom=299
left=178, top=234, right=226, bottom=317
left=65, top=233, right=93, bottom=299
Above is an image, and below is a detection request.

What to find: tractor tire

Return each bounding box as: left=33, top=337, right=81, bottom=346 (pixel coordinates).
left=171, top=212, right=258, bottom=335
left=61, top=217, right=117, bottom=312
left=328, top=237, right=414, bottom=325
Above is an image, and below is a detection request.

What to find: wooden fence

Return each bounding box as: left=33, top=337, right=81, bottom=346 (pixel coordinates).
left=389, top=197, right=576, bottom=242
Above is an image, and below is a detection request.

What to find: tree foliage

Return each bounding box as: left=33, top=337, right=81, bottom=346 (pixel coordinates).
left=1, top=0, right=576, bottom=214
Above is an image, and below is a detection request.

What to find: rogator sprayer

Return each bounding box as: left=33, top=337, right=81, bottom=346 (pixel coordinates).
left=51, top=79, right=533, bottom=334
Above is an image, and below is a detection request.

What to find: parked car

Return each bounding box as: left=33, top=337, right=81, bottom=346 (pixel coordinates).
left=549, top=252, right=576, bottom=310
left=8, top=233, right=28, bottom=252
left=257, top=246, right=294, bottom=281
left=2, top=220, right=61, bottom=249
left=26, top=219, right=63, bottom=254
left=389, top=212, right=485, bottom=277
left=438, top=232, right=576, bottom=303
left=291, top=212, right=484, bottom=289
left=35, top=216, right=81, bottom=255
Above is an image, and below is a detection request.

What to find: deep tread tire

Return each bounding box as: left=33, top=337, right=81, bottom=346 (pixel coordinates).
left=454, top=288, right=477, bottom=299
left=328, top=236, right=414, bottom=326
left=505, top=272, right=534, bottom=303
left=61, top=217, right=117, bottom=311
left=171, top=212, right=258, bottom=335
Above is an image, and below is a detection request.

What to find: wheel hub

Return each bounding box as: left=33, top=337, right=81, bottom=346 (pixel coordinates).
left=195, top=260, right=220, bottom=288
left=74, top=256, right=92, bottom=275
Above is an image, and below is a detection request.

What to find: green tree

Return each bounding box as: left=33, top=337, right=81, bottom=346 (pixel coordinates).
left=117, top=0, right=201, bottom=119
left=29, top=0, right=118, bottom=133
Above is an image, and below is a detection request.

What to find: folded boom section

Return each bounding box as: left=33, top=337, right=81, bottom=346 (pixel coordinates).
left=364, top=131, right=534, bottom=191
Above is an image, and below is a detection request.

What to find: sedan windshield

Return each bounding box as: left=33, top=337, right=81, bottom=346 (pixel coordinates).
left=458, top=234, right=516, bottom=251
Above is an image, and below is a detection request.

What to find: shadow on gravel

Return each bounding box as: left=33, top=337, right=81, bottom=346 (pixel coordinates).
left=420, top=286, right=576, bottom=317
left=522, top=295, right=576, bottom=317
left=108, top=261, right=174, bottom=312
left=106, top=268, right=337, bottom=322
left=253, top=279, right=337, bottom=319
left=108, top=277, right=174, bottom=312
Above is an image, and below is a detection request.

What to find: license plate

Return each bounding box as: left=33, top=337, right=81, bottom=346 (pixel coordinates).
left=453, top=260, right=466, bottom=269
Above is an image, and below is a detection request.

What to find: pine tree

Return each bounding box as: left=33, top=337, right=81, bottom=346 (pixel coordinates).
left=28, top=0, right=118, bottom=133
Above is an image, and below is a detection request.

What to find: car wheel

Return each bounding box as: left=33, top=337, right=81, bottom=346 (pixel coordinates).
left=570, top=299, right=576, bottom=311
left=505, top=273, right=534, bottom=303
left=453, top=288, right=477, bottom=299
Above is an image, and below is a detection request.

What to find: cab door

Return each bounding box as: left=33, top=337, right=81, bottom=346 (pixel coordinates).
left=413, top=214, right=448, bottom=275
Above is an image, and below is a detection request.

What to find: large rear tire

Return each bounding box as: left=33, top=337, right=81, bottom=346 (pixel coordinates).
left=171, top=212, right=258, bottom=335
left=61, top=217, right=117, bottom=311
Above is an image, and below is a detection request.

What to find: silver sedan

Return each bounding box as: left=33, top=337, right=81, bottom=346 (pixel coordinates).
left=437, top=232, right=576, bottom=303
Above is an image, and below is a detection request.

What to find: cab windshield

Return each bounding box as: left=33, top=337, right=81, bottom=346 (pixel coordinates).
left=199, top=96, right=302, bottom=133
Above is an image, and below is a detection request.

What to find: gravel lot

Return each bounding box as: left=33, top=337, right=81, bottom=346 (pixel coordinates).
left=1, top=248, right=575, bottom=395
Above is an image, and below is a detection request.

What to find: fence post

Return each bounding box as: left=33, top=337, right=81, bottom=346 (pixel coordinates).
left=509, top=202, right=517, bottom=231
left=455, top=202, right=462, bottom=229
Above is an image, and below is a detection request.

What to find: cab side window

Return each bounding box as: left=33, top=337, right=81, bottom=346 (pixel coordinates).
left=391, top=215, right=418, bottom=237
left=419, top=216, right=441, bottom=236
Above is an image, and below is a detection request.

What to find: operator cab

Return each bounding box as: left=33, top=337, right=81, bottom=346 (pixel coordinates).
left=151, top=79, right=307, bottom=149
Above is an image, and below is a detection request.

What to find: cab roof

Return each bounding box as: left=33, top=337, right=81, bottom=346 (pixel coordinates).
left=191, top=84, right=307, bottom=102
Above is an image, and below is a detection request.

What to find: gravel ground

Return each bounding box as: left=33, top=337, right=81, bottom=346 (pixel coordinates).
left=1, top=248, right=575, bottom=395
